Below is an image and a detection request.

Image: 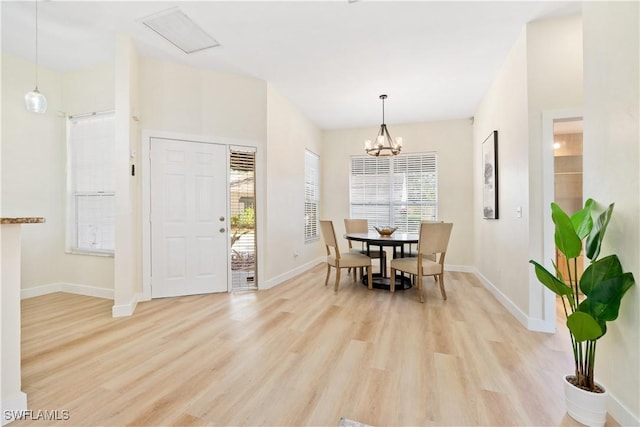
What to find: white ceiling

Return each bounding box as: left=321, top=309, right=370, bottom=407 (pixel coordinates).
left=1, top=1, right=581, bottom=130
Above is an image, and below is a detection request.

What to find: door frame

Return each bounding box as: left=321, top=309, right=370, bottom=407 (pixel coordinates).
left=540, top=109, right=583, bottom=331
left=141, top=130, right=262, bottom=300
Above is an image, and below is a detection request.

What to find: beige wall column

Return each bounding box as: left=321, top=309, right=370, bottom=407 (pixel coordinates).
left=582, top=2, right=639, bottom=424
left=1, top=219, right=44, bottom=425
left=112, top=35, right=140, bottom=317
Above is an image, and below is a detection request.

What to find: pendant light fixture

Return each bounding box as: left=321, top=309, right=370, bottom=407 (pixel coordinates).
left=24, top=0, right=47, bottom=114
left=364, top=94, right=402, bottom=157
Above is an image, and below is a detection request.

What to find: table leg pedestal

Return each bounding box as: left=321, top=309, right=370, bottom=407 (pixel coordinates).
left=362, top=273, right=412, bottom=291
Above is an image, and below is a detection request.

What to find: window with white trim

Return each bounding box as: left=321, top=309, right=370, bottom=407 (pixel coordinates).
left=67, top=112, right=115, bottom=254
left=350, top=152, right=438, bottom=233
left=304, top=150, right=320, bottom=241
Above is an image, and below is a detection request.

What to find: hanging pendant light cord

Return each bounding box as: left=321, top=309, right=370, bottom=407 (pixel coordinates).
left=24, top=0, right=47, bottom=113
left=35, top=0, right=39, bottom=90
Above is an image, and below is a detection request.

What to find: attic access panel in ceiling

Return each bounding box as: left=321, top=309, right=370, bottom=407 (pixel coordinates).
left=141, top=8, right=220, bottom=54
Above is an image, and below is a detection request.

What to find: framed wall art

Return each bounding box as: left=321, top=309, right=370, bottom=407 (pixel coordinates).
left=482, top=130, right=499, bottom=219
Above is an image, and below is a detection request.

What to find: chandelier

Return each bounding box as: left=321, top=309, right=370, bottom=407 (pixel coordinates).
left=364, top=94, right=402, bottom=156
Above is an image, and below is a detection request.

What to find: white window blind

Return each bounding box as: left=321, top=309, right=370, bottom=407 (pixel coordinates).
left=350, top=152, right=438, bottom=233
left=67, top=112, right=115, bottom=254
left=304, top=150, right=320, bottom=241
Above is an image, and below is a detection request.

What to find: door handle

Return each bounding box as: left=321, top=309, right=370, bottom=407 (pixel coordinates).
left=219, top=216, right=225, bottom=221
left=219, top=228, right=226, bottom=233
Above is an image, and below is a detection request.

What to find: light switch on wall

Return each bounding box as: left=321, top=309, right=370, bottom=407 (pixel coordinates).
left=516, top=206, right=522, bottom=218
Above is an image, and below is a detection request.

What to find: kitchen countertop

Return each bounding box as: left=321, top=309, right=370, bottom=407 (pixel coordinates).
left=1, top=217, right=46, bottom=224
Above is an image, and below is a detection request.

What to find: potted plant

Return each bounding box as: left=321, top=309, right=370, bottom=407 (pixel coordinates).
left=529, top=199, right=635, bottom=427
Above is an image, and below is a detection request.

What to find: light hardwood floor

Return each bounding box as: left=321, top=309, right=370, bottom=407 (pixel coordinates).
left=15, top=265, right=618, bottom=426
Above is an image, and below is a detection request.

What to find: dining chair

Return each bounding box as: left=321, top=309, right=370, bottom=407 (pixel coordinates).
left=320, top=220, right=373, bottom=292
left=344, top=218, right=385, bottom=278
left=405, top=220, right=443, bottom=259
left=390, top=222, right=453, bottom=303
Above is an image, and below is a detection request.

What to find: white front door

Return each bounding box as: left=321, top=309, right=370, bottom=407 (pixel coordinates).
left=150, top=138, right=228, bottom=298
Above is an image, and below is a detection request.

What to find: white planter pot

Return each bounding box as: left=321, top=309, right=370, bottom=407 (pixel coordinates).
left=563, top=375, right=609, bottom=427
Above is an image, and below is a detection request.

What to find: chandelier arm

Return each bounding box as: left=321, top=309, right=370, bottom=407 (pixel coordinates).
left=377, top=125, right=385, bottom=143
left=382, top=124, right=393, bottom=144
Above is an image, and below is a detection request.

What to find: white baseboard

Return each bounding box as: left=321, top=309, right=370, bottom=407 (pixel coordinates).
left=608, top=391, right=639, bottom=427
left=261, top=257, right=325, bottom=290
left=21, top=283, right=114, bottom=300
left=471, top=267, right=530, bottom=329
left=445, top=264, right=475, bottom=273
left=468, top=268, right=555, bottom=333
left=527, top=316, right=557, bottom=334
left=1, top=391, right=28, bottom=426
left=111, top=292, right=143, bottom=318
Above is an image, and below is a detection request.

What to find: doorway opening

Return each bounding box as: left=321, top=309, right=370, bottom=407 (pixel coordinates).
left=539, top=110, right=582, bottom=332
left=553, top=118, right=584, bottom=283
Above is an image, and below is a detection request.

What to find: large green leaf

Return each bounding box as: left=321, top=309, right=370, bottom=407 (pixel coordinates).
left=580, top=254, right=623, bottom=295
left=551, top=203, right=582, bottom=259
left=529, top=260, right=574, bottom=298
left=580, top=257, right=635, bottom=322
left=567, top=311, right=603, bottom=341
left=571, top=198, right=594, bottom=240
left=585, top=203, right=614, bottom=261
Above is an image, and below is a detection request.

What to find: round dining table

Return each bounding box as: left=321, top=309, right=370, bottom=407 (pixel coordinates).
left=344, top=231, right=419, bottom=291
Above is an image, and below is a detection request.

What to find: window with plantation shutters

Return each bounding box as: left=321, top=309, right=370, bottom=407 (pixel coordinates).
left=350, top=152, right=438, bottom=233
left=304, top=150, right=320, bottom=241
left=67, top=112, right=115, bottom=254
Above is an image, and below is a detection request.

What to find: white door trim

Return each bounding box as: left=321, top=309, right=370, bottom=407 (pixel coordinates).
left=538, top=108, right=583, bottom=332
left=141, top=130, right=262, bottom=301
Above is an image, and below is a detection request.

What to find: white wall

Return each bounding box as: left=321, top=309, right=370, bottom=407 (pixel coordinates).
left=1, top=54, right=116, bottom=292
left=139, top=57, right=267, bottom=143
left=473, top=28, right=530, bottom=316
left=473, top=15, right=583, bottom=327
left=322, top=119, right=474, bottom=267
left=62, top=63, right=114, bottom=116
left=1, top=53, right=65, bottom=288
left=582, top=2, right=639, bottom=423
left=264, top=85, right=325, bottom=285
